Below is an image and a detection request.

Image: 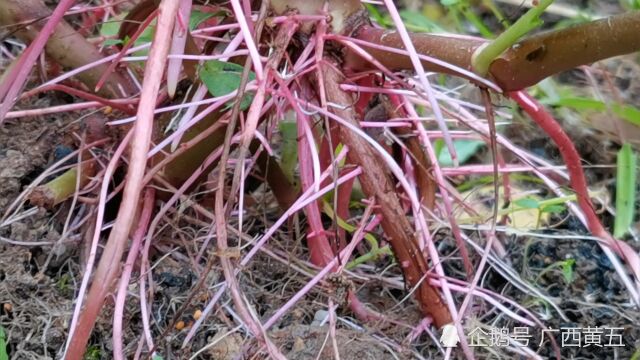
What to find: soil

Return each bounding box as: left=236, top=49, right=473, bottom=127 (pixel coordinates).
left=2, top=1, right=640, bottom=360
left=0, top=107, right=79, bottom=359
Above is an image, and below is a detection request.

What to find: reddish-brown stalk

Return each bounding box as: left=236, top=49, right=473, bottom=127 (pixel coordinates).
left=320, top=61, right=453, bottom=328
left=271, top=74, right=336, bottom=266
left=379, top=90, right=438, bottom=207
left=64, top=0, right=180, bottom=358
left=21, top=84, right=137, bottom=115
left=347, top=11, right=640, bottom=91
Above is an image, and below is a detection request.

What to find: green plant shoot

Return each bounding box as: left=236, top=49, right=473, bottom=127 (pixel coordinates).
left=472, top=0, right=555, bottom=75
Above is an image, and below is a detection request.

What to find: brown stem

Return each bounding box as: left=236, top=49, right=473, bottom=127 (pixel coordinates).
left=347, top=25, right=483, bottom=78
left=320, top=61, right=452, bottom=328
left=348, top=11, right=640, bottom=91
left=490, top=11, right=640, bottom=91
left=0, top=0, right=137, bottom=98
left=384, top=95, right=436, bottom=210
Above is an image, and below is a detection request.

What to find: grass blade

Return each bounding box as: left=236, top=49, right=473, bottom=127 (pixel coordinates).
left=614, top=143, right=637, bottom=238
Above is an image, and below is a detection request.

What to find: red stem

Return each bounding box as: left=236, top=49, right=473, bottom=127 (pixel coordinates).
left=509, top=91, right=640, bottom=296
left=22, top=84, right=137, bottom=115
left=509, top=91, right=605, bottom=236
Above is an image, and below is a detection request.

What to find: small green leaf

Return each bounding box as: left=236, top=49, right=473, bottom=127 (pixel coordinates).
left=322, top=201, right=379, bottom=252
left=622, top=0, right=640, bottom=9
left=554, top=97, right=640, bottom=127
left=189, top=9, right=231, bottom=31
left=560, top=258, right=575, bottom=284
left=434, top=139, right=445, bottom=159
left=364, top=4, right=387, bottom=25
left=514, top=198, right=540, bottom=209
left=84, top=345, right=101, bottom=360
left=199, top=60, right=256, bottom=110
left=278, top=117, right=298, bottom=182
left=540, top=204, right=566, bottom=214
left=189, top=10, right=216, bottom=30
left=614, top=143, right=637, bottom=238
left=151, top=354, right=164, bottom=360
left=56, top=273, right=72, bottom=291
left=400, top=10, right=446, bottom=33
left=440, top=0, right=461, bottom=6
left=119, top=20, right=156, bottom=57
left=99, top=16, right=126, bottom=38
left=99, top=13, right=154, bottom=53
left=438, top=140, right=484, bottom=166
left=103, top=39, right=123, bottom=46
left=100, top=15, right=128, bottom=47
left=137, top=26, right=155, bottom=44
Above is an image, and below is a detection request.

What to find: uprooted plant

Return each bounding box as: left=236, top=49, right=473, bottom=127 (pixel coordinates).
left=1, top=0, right=640, bottom=358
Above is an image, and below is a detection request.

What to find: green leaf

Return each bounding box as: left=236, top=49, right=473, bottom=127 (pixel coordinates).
left=189, top=9, right=231, bottom=31
left=365, top=4, right=386, bottom=25
left=514, top=198, right=540, bottom=209
left=540, top=204, right=566, bottom=214
left=622, top=0, right=640, bottom=9
left=125, top=23, right=155, bottom=53
left=560, top=258, right=575, bottom=284
left=136, top=24, right=155, bottom=44
left=100, top=14, right=129, bottom=47
left=322, top=201, right=379, bottom=252
left=434, top=139, right=445, bottom=159
left=438, top=139, right=484, bottom=166
left=189, top=10, right=216, bottom=30
left=151, top=354, right=164, bottom=360
left=84, top=345, right=101, bottom=360
left=614, top=143, right=637, bottom=238
left=440, top=0, right=461, bottom=6
left=199, top=60, right=256, bottom=110
left=554, top=97, right=640, bottom=127
left=99, top=13, right=154, bottom=52
left=103, top=39, right=123, bottom=46
left=279, top=117, right=298, bottom=182
left=99, top=15, right=126, bottom=38
left=400, top=10, right=446, bottom=33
